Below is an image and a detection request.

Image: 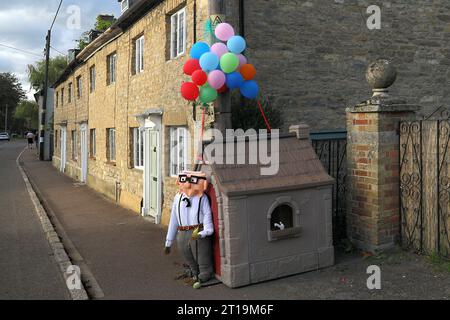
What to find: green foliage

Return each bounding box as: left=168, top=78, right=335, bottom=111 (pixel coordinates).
left=231, top=95, right=283, bottom=131
left=95, top=15, right=116, bottom=31
left=0, top=73, right=26, bottom=131
left=76, top=15, right=116, bottom=50
left=77, top=31, right=90, bottom=51
left=14, top=100, right=39, bottom=131
left=27, top=56, right=68, bottom=91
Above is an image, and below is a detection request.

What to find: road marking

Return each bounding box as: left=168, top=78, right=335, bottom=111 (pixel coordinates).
left=16, top=147, right=89, bottom=300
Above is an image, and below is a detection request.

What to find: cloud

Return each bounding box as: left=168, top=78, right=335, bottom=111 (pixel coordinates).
left=0, top=0, right=120, bottom=100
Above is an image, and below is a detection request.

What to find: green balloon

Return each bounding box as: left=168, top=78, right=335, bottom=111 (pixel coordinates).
left=220, top=53, right=239, bottom=74
left=199, top=85, right=218, bottom=104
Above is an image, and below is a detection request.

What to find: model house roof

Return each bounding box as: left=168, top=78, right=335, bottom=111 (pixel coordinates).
left=204, top=129, right=334, bottom=197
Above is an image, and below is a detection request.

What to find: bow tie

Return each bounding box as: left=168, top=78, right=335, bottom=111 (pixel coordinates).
left=182, top=197, right=191, bottom=208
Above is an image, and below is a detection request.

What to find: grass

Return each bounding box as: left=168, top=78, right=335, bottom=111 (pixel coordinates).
left=427, top=253, right=450, bottom=273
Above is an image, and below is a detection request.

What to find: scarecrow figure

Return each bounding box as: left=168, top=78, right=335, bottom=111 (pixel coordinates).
left=164, top=171, right=215, bottom=287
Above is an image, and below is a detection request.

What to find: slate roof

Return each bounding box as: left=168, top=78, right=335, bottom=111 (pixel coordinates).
left=203, top=134, right=334, bottom=197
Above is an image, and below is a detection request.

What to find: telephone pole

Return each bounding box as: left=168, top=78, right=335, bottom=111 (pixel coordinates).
left=40, top=30, right=51, bottom=160
left=40, top=0, right=63, bottom=160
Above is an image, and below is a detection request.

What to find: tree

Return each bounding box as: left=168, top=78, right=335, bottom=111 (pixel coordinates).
left=14, top=100, right=39, bottom=131
left=77, top=15, right=116, bottom=50
left=231, top=95, right=283, bottom=131
left=27, top=56, right=68, bottom=91
left=95, top=15, right=116, bottom=32
left=0, top=72, right=26, bottom=132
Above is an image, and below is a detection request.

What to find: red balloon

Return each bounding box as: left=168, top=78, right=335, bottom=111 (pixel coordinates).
left=192, top=70, right=208, bottom=86
left=183, top=59, right=201, bottom=76
left=218, top=84, right=228, bottom=93
left=181, top=82, right=200, bottom=101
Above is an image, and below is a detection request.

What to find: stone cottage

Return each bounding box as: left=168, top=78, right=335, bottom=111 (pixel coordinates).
left=52, top=0, right=450, bottom=227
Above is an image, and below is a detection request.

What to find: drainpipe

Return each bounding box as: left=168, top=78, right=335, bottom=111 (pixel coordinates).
left=239, top=0, right=245, bottom=37
left=209, top=0, right=232, bottom=137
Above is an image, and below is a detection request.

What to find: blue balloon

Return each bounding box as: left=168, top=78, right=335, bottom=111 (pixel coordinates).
left=227, top=36, right=246, bottom=54
left=240, top=80, right=259, bottom=99
left=190, top=42, right=210, bottom=59
left=226, top=72, right=244, bottom=89
left=199, top=52, right=219, bottom=71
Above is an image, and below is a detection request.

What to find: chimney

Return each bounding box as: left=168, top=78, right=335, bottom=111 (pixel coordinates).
left=67, top=49, right=80, bottom=63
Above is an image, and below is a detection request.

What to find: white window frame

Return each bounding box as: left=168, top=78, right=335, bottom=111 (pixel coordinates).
left=90, top=129, right=96, bottom=158
left=108, top=128, right=116, bottom=162
left=121, top=0, right=129, bottom=13
left=135, top=36, right=144, bottom=74
left=108, top=53, right=117, bottom=84
left=170, top=8, right=186, bottom=59
left=169, top=127, right=188, bottom=177
left=133, top=128, right=144, bottom=170
left=90, top=66, right=96, bottom=92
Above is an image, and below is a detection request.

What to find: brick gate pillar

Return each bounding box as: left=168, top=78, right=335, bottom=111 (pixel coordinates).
left=346, top=60, right=418, bottom=252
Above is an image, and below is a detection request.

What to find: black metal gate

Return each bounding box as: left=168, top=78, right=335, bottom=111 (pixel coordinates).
left=311, top=130, right=347, bottom=244
left=400, top=107, right=450, bottom=258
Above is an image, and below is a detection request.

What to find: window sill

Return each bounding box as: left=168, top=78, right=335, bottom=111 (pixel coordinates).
left=167, top=53, right=186, bottom=62
left=89, top=157, right=96, bottom=161
left=268, top=227, right=302, bottom=242
left=106, top=161, right=117, bottom=167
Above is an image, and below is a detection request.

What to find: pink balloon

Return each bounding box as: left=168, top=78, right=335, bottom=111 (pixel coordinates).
left=215, top=23, right=235, bottom=42
left=237, top=54, right=248, bottom=68
left=208, top=70, right=226, bottom=90
left=211, top=43, right=229, bottom=58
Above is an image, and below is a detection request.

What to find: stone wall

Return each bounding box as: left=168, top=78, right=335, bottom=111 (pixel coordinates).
left=235, top=0, right=450, bottom=131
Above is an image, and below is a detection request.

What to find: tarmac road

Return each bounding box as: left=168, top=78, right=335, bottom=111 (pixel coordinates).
left=0, top=140, right=69, bottom=300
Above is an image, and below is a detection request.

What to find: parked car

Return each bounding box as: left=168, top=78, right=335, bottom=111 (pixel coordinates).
left=0, top=132, right=10, bottom=141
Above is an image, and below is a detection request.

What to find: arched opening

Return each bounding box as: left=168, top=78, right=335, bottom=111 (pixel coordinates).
left=270, top=204, right=294, bottom=231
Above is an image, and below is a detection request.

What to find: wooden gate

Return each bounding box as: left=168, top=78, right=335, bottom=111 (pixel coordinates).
left=400, top=111, right=450, bottom=257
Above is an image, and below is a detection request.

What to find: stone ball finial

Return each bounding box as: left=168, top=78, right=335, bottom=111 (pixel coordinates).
left=366, top=59, right=397, bottom=92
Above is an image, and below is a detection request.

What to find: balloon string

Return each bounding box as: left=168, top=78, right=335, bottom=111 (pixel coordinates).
left=198, top=108, right=207, bottom=162
left=257, top=100, right=272, bottom=134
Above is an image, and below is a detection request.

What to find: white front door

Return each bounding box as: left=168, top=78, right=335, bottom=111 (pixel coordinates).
left=142, top=128, right=161, bottom=223
left=60, top=127, right=67, bottom=173
left=80, top=124, right=88, bottom=183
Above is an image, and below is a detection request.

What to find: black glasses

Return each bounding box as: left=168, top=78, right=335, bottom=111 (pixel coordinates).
left=178, top=175, right=207, bottom=185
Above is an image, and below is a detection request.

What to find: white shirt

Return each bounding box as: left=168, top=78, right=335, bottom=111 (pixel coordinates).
left=165, top=193, right=214, bottom=248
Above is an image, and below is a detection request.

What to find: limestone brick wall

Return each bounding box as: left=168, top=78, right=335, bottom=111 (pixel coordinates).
left=54, top=0, right=211, bottom=223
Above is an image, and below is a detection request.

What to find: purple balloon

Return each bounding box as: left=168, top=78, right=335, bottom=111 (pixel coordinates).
left=211, top=43, right=229, bottom=58
left=208, top=70, right=226, bottom=90
left=215, top=23, right=235, bottom=42
left=237, top=54, right=248, bottom=68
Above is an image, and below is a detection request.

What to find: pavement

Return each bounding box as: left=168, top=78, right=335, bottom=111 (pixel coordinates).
left=0, top=141, right=69, bottom=300
left=5, top=140, right=450, bottom=300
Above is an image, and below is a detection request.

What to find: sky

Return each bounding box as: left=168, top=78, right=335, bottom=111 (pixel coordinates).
left=0, top=0, right=121, bottom=100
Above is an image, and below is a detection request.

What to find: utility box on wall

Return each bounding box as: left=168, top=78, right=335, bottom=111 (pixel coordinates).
left=202, top=124, right=335, bottom=288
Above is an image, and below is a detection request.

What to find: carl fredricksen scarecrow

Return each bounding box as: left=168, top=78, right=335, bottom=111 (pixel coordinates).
left=164, top=171, right=215, bottom=288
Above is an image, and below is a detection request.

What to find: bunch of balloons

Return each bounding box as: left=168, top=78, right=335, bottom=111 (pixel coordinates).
left=181, top=23, right=260, bottom=104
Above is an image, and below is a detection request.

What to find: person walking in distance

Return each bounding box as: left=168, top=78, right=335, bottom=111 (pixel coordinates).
left=26, top=132, right=35, bottom=149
